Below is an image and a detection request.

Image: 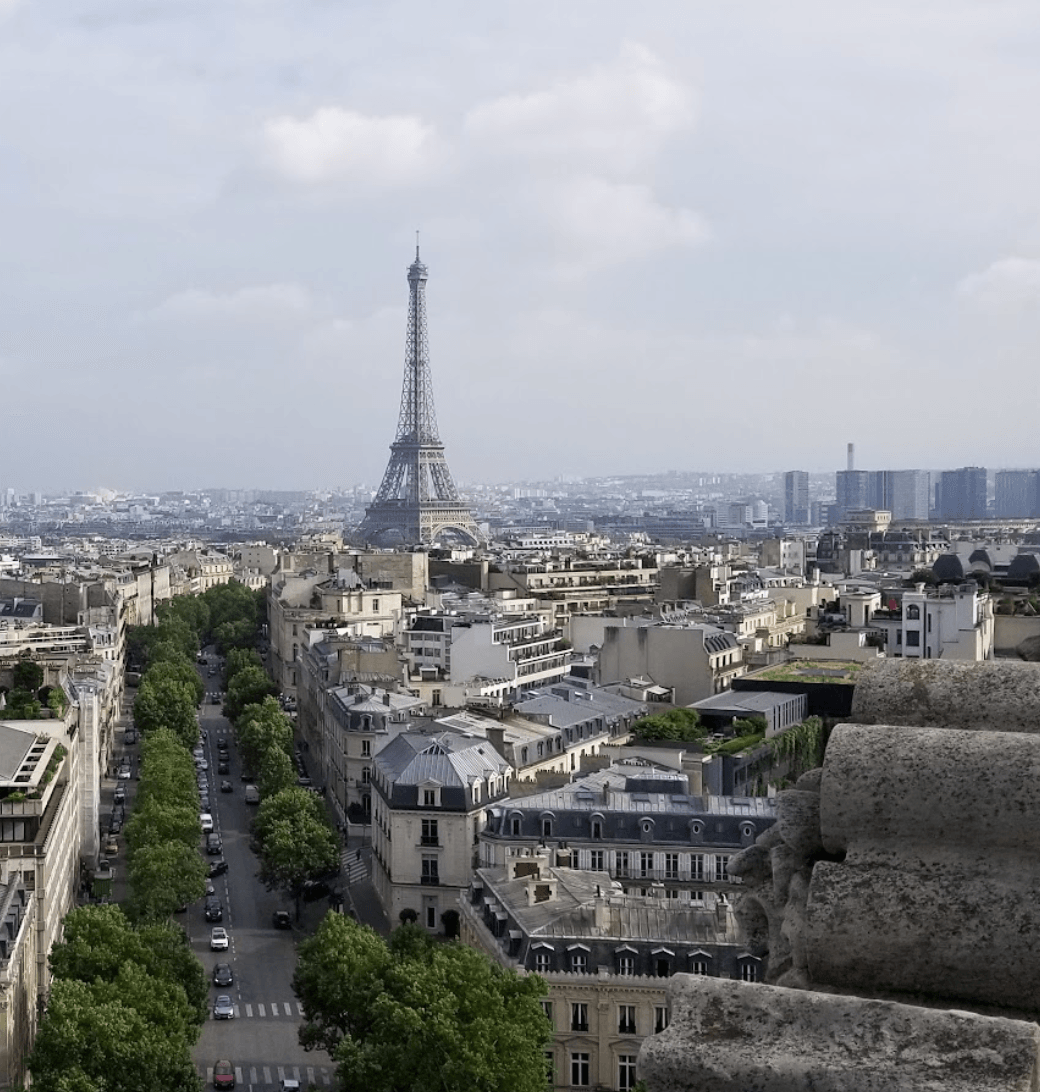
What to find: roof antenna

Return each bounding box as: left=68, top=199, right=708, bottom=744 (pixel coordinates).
left=416, top=229, right=420, bottom=260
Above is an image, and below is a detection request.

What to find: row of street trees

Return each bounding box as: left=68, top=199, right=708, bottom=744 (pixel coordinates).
left=29, top=905, right=207, bottom=1092
left=221, top=650, right=339, bottom=920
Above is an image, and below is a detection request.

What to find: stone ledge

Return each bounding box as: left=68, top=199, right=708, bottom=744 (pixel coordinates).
left=638, top=975, right=1040, bottom=1092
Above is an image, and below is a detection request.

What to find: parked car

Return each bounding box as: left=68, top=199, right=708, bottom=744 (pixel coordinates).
left=205, top=880, right=216, bottom=896
left=108, top=815, right=122, bottom=835
left=213, top=962, right=233, bottom=987
left=210, top=927, right=229, bottom=951
left=124, top=729, right=137, bottom=745
left=208, top=858, right=229, bottom=877
left=199, top=795, right=211, bottom=811
left=272, top=909, right=291, bottom=929
left=207, top=833, right=223, bottom=855
left=213, top=994, right=235, bottom=1020
left=204, top=897, right=223, bottom=922
left=214, top=1060, right=235, bottom=1090
left=113, top=785, right=126, bottom=804
left=117, top=765, right=132, bottom=780
left=196, top=759, right=209, bottom=771
left=103, top=837, right=118, bottom=857
left=200, top=813, right=214, bottom=834
left=244, top=785, right=260, bottom=805
left=280, top=1079, right=300, bottom=1092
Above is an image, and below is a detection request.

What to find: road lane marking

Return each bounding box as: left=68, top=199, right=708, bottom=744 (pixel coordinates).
left=245, top=1003, right=253, bottom=1017
left=258, top=1003, right=266, bottom=1017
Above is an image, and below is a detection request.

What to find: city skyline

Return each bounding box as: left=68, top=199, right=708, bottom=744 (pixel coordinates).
left=2, top=2, right=1040, bottom=492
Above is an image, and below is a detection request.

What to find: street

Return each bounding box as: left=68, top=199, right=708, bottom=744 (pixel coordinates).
left=188, top=659, right=335, bottom=1091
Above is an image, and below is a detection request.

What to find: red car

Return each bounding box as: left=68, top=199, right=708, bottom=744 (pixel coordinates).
left=214, top=1060, right=235, bottom=1090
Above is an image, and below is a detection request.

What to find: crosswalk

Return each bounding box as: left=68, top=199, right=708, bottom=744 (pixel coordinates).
left=341, top=849, right=368, bottom=885
left=203, top=1063, right=334, bottom=1087
left=212, top=1000, right=305, bottom=1020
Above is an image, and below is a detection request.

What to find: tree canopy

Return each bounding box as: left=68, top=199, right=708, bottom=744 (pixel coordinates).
left=133, top=674, right=198, bottom=747
left=294, top=916, right=551, bottom=1092
left=225, top=664, right=278, bottom=723
left=254, top=788, right=339, bottom=916
left=630, top=707, right=705, bottom=742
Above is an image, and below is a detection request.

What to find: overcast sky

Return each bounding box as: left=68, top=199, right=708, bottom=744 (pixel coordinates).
left=2, top=1, right=1039, bottom=494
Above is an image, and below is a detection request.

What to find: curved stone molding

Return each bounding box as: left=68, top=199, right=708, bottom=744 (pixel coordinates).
left=638, top=975, right=1040, bottom=1092
left=850, top=659, right=1040, bottom=731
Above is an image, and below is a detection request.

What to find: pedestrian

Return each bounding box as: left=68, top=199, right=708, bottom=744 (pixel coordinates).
left=356, top=848, right=361, bottom=861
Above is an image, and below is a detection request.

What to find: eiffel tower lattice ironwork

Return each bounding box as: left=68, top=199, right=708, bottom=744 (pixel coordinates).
left=358, top=247, right=482, bottom=546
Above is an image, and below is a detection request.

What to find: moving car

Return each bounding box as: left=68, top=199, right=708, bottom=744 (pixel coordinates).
left=214, top=1060, right=235, bottom=1090
left=213, top=994, right=235, bottom=1020
left=280, top=1079, right=300, bottom=1092
left=204, top=897, right=223, bottom=922
left=210, top=927, right=229, bottom=951
left=213, top=963, right=233, bottom=987
left=220, top=780, right=233, bottom=793
left=272, top=910, right=291, bottom=929
left=217, top=761, right=230, bottom=775
left=208, top=858, right=228, bottom=877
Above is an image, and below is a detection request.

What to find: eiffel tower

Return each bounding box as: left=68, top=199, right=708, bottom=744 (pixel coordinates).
left=358, top=246, right=483, bottom=547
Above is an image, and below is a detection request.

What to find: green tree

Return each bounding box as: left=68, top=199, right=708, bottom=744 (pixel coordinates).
left=237, top=696, right=293, bottom=773
left=254, top=788, right=339, bottom=919
left=214, top=617, right=256, bottom=653
left=203, top=581, right=259, bottom=637
left=225, top=665, right=278, bottom=724
left=141, top=656, right=205, bottom=708
left=125, top=798, right=201, bottom=858
left=49, top=905, right=207, bottom=1028
left=133, top=675, right=199, bottom=747
left=127, top=840, right=207, bottom=923
left=13, top=658, right=44, bottom=692
left=28, top=978, right=200, bottom=1092
left=294, top=916, right=551, bottom=1092
left=226, top=646, right=263, bottom=683
left=258, top=746, right=297, bottom=799
left=136, top=729, right=198, bottom=809
left=631, top=707, right=705, bottom=742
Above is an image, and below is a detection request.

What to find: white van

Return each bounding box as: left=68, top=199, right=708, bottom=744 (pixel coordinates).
left=200, top=813, right=214, bottom=833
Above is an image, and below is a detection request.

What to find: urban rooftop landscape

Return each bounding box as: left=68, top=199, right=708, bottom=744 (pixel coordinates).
left=4, top=2, right=1040, bottom=1091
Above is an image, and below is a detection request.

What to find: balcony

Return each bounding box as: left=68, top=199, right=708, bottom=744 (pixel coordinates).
left=420, top=875, right=440, bottom=886
left=420, top=836, right=440, bottom=847
left=610, top=867, right=739, bottom=885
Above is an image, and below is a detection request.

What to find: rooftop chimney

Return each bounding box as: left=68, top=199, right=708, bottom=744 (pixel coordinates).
left=847, top=443, right=855, bottom=472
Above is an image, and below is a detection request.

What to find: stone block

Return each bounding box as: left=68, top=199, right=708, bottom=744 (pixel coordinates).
left=638, top=975, right=1040, bottom=1092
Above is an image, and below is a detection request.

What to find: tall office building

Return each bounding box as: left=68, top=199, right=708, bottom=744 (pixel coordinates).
left=835, top=470, right=871, bottom=518
left=784, top=471, right=810, bottom=524
left=937, top=467, right=988, bottom=520
left=995, top=470, right=1039, bottom=518
left=874, top=470, right=931, bottom=521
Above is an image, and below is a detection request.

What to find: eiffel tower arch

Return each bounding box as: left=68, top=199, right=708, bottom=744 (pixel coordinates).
left=357, top=248, right=483, bottom=548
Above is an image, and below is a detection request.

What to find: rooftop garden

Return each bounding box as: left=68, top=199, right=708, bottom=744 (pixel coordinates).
left=754, top=660, right=864, bottom=685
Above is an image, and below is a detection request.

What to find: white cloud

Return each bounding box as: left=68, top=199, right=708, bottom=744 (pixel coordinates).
left=956, top=257, right=1040, bottom=317
left=543, top=176, right=707, bottom=275
left=464, top=42, right=695, bottom=176
left=262, top=107, right=441, bottom=185
left=145, top=283, right=315, bottom=325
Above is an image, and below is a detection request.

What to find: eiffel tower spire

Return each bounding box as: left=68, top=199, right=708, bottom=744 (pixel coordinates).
left=358, top=247, right=482, bottom=546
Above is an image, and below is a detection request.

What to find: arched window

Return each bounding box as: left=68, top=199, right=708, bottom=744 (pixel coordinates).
left=906, top=604, right=921, bottom=620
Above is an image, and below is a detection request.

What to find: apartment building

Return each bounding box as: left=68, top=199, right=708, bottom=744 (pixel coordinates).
left=370, top=728, right=512, bottom=931
left=869, top=582, right=995, bottom=661
left=401, top=608, right=569, bottom=707
left=461, top=848, right=755, bottom=1092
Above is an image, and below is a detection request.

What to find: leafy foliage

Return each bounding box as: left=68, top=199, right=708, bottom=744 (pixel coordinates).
left=259, top=746, right=297, bottom=799
left=133, top=674, right=198, bottom=747
left=765, top=716, right=829, bottom=778
left=630, top=707, right=705, bottom=742
left=254, top=788, right=339, bottom=915
left=225, top=665, right=278, bottom=724
left=237, top=697, right=293, bottom=774
left=12, top=659, right=44, bottom=692
left=294, top=916, right=551, bottom=1092
left=127, top=840, right=207, bottom=923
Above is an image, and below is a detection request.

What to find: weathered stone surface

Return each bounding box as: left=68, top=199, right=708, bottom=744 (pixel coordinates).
left=794, top=766, right=823, bottom=792
left=820, top=724, right=1040, bottom=855
left=638, top=975, right=1040, bottom=1092
left=776, top=789, right=822, bottom=859
left=850, top=658, right=1040, bottom=730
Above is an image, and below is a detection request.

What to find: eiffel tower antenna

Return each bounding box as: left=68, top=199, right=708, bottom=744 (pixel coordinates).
left=358, top=246, right=482, bottom=547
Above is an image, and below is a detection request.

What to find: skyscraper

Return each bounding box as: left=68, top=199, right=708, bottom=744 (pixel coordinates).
left=937, top=467, right=988, bottom=520
left=784, top=471, right=809, bottom=524
left=995, top=470, right=1039, bottom=518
